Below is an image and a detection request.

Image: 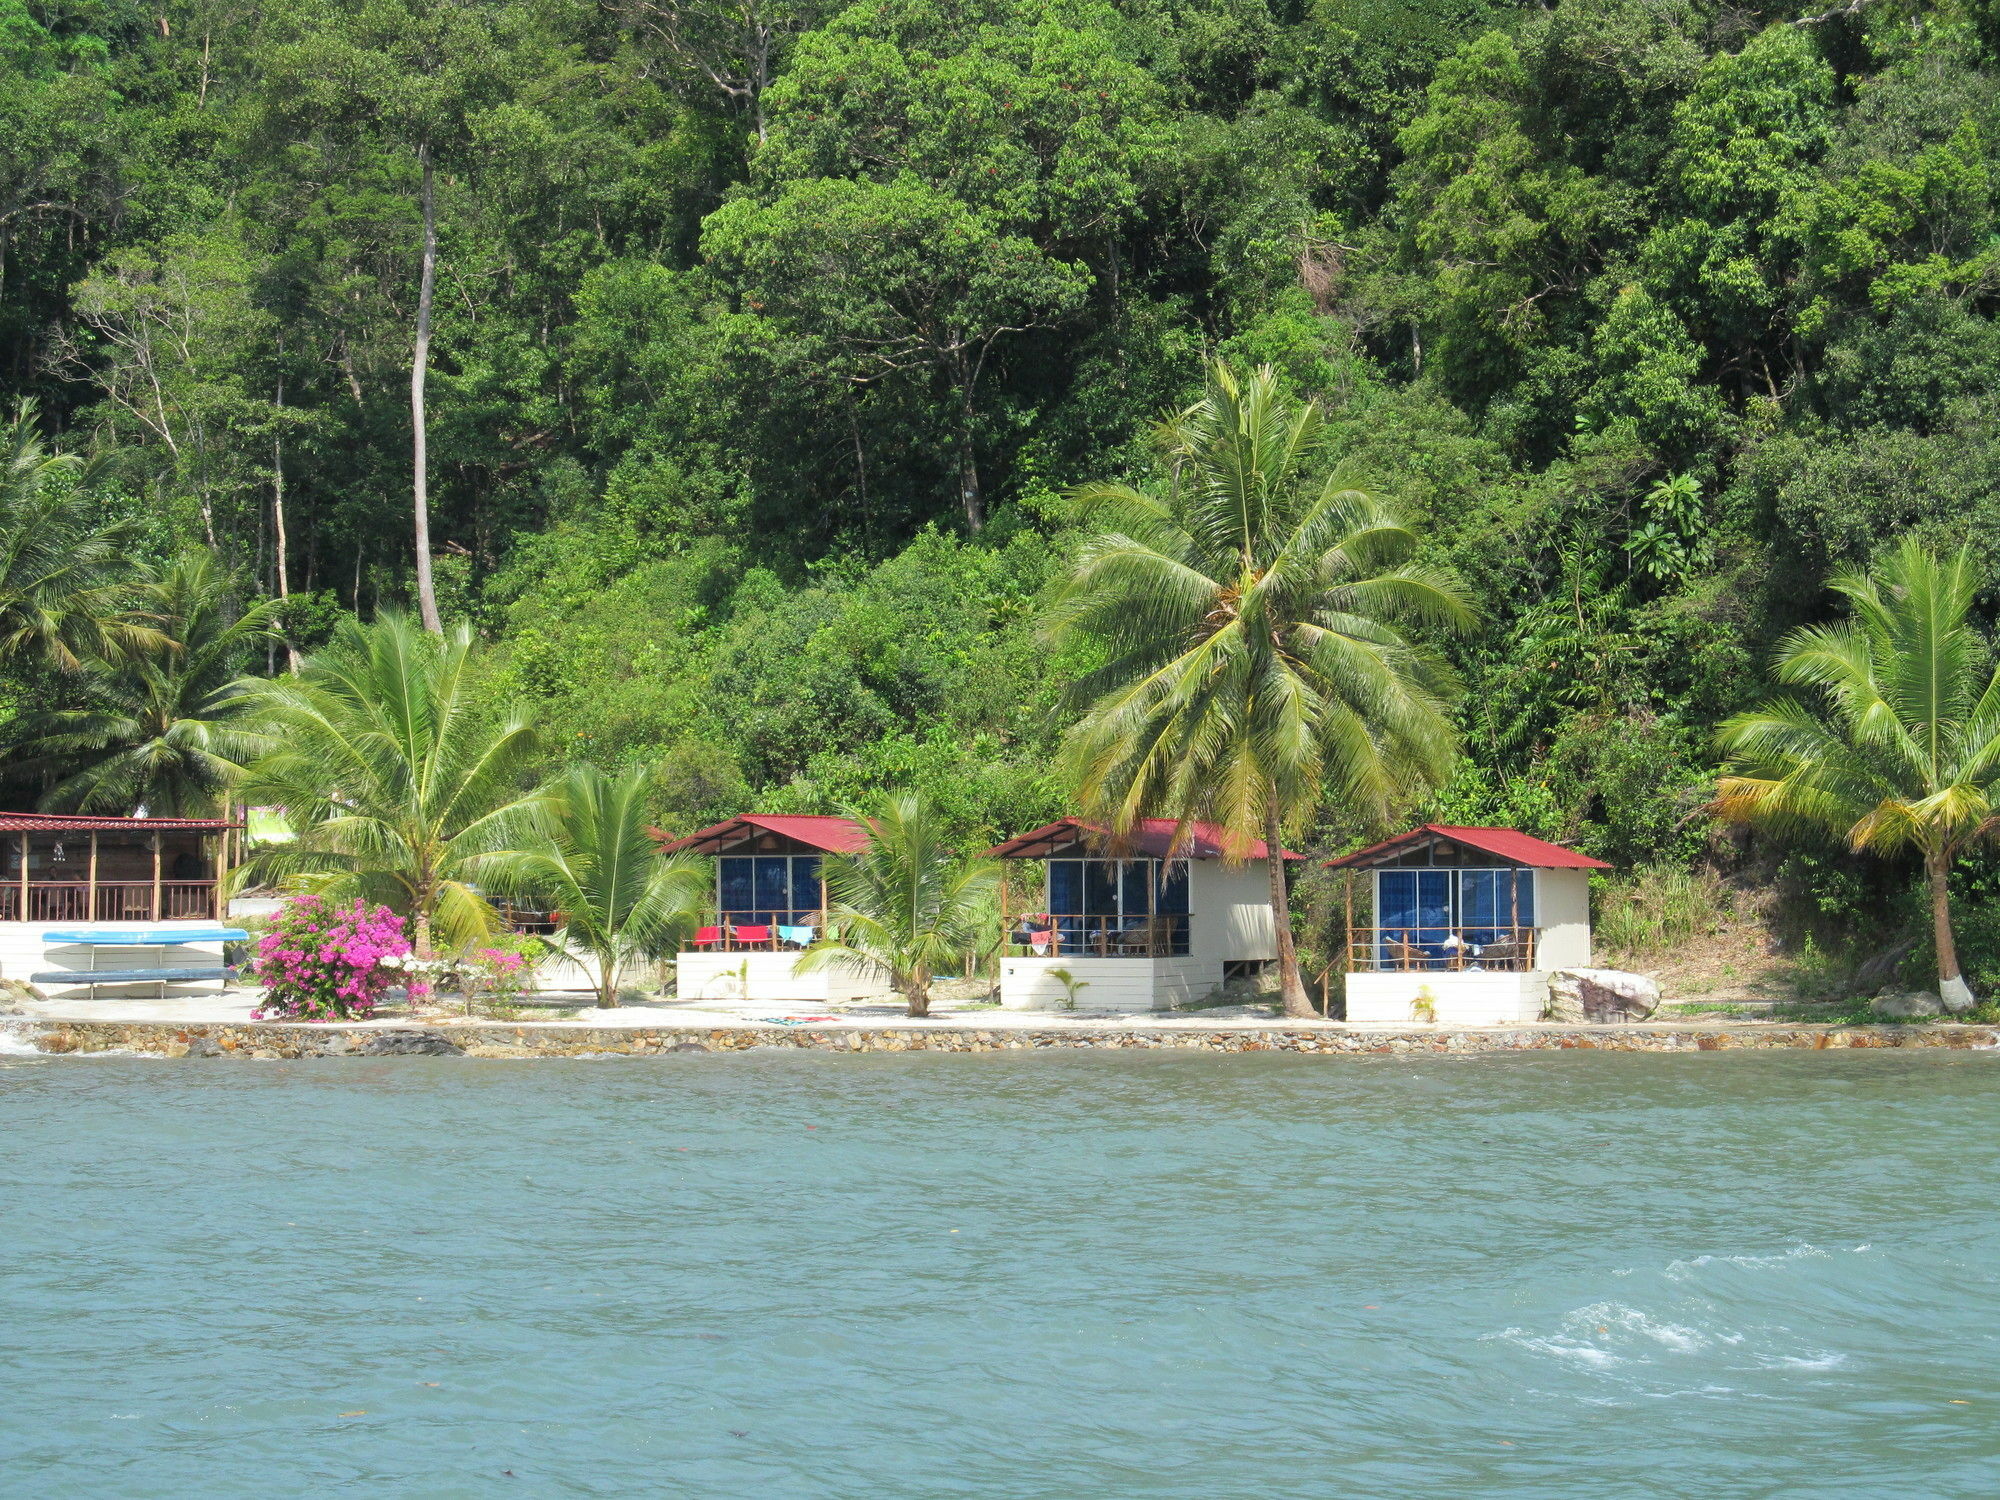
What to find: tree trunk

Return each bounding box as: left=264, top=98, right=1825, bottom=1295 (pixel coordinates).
left=1930, top=852, right=1975, bottom=1012
left=905, top=976, right=930, bottom=1018
left=957, top=381, right=984, bottom=533
left=1263, top=803, right=1313, bottom=1018
left=273, top=363, right=300, bottom=671
left=411, top=143, right=443, bottom=635
left=599, top=949, right=619, bottom=1008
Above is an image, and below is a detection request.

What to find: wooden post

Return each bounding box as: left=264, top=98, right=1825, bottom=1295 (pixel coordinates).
left=1344, top=873, right=1355, bottom=972
left=15, top=833, right=26, bottom=921
left=150, top=833, right=162, bottom=921
left=999, top=863, right=1011, bottom=957
left=87, top=832, right=98, bottom=923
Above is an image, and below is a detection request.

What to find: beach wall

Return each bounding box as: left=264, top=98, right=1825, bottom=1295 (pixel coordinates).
left=6, top=1019, right=2000, bottom=1058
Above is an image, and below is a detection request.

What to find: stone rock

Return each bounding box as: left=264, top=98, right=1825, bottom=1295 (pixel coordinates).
left=1546, top=968, right=1661, bottom=1024
left=1870, top=989, right=1942, bottom=1019
left=184, top=1036, right=221, bottom=1057
left=669, top=1041, right=711, bottom=1053
left=357, top=1030, right=465, bottom=1057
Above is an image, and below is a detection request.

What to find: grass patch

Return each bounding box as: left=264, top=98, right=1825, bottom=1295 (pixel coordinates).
left=1596, top=864, right=1728, bottom=958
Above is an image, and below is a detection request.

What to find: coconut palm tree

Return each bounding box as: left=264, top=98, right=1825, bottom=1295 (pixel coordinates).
left=795, top=790, right=997, bottom=1017
left=1715, top=539, right=2000, bottom=1012
left=15, top=552, right=279, bottom=816
left=0, top=401, right=158, bottom=672
left=234, top=612, right=543, bottom=954
left=1051, top=361, right=1473, bottom=1018
left=475, top=763, right=709, bottom=1008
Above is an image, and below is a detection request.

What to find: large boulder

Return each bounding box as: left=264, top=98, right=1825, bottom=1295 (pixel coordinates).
left=1870, top=989, right=1942, bottom=1019
left=1546, top=968, right=1662, bottom=1024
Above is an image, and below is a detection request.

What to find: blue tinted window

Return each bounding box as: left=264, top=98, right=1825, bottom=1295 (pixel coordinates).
left=1048, top=861, right=1080, bottom=915
left=1157, top=860, right=1189, bottom=915
left=1083, top=860, right=1119, bottom=915
left=1378, top=871, right=1417, bottom=930
left=754, top=857, right=790, bottom=916
left=791, top=856, right=821, bottom=914
left=1120, top=860, right=1154, bottom=916
left=719, top=858, right=753, bottom=913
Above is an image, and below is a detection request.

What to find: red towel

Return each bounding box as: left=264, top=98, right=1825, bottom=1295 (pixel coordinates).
left=693, top=926, right=723, bottom=946
left=735, top=924, right=772, bottom=943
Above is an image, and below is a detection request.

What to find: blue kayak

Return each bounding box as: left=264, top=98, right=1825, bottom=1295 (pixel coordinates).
left=41, top=928, right=248, bottom=945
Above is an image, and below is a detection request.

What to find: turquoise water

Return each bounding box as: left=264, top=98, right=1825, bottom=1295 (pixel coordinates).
left=4, top=1049, right=2000, bottom=1497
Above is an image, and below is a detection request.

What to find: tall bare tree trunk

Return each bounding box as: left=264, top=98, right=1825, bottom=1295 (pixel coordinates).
left=1930, top=852, right=1975, bottom=1012
left=957, top=378, right=984, bottom=533
left=411, top=143, right=443, bottom=635
left=1263, top=803, right=1313, bottom=1018
left=273, top=362, right=300, bottom=671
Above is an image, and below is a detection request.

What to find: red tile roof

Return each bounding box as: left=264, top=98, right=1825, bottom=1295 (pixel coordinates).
left=985, top=817, right=1302, bottom=861
left=653, top=814, right=872, bottom=856
left=1324, top=824, right=1610, bottom=870
left=0, top=812, right=239, bottom=833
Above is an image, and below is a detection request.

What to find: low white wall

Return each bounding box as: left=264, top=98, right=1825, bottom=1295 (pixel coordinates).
left=674, top=950, right=885, bottom=1004
left=1000, top=956, right=1219, bottom=1013
left=1188, top=863, right=1277, bottom=962
left=0, top=919, right=231, bottom=999
left=1344, top=970, right=1549, bottom=1026
left=1536, top=869, right=1592, bottom=969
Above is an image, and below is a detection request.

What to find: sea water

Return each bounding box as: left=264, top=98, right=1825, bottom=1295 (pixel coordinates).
left=2, top=1048, right=1998, bottom=1497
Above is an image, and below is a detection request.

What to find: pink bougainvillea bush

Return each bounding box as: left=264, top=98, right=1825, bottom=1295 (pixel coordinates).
left=250, top=895, right=412, bottom=1021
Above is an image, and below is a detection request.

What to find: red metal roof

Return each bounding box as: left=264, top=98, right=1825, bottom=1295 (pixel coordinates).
left=0, top=812, right=238, bottom=833
left=1324, top=824, right=1610, bottom=870
left=985, top=817, right=1302, bottom=861
left=653, top=814, right=871, bottom=856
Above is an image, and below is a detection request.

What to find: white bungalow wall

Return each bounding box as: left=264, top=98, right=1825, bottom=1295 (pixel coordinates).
left=0, top=919, right=230, bottom=999
left=1344, top=970, right=1549, bottom=1025
left=674, top=950, right=885, bottom=1004
left=1001, top=956, right=1218, bottom=1013
left=1187, top=861, right=1277, bottom=962
left=1534, top=868, right=1592, bottom=969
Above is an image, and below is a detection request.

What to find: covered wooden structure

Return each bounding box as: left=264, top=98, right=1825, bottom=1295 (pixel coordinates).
left=0, top=812, right=239, bottom=924
left=1326, top=824, right=1609, bottom=1024
left=655, top=814, right=878, bottom=1002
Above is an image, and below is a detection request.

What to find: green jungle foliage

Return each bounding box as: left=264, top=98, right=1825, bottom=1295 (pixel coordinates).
left=10, top=0, right=2000, bottom=983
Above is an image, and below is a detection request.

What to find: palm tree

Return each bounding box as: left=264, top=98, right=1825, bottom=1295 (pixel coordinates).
left=235, top=612, right=543, bottom=954
left=0, top=401, right=158, bottom=671
left=1052, top=361, right=1473, bottom=1018
left=795, top=791, right=997, bottom=1017
left=1715, top=539, right=2000, bottom=1012
left=475, top=763, right=709, bottom=1008
left=15, top=552, right=279, bottom=816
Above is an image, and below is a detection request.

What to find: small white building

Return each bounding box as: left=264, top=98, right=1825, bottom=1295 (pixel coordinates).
left=1327, top=824, right=1608, bottom=1025
left=656, top=814, right=886, bottom=1003
left=0, top=811, right=240, bottom=997
left=987, top=818, right=1296, bottom=1012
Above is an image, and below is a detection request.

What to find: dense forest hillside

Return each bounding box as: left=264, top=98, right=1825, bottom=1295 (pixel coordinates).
left=8, top=0, right=2000, bottom=990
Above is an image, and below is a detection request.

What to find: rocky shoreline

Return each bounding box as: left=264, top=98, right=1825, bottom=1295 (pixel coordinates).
left=6, top=1017, right=2000, bottom=1058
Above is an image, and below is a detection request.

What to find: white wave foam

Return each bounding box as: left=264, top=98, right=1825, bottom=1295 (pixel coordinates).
left=0, top=1030, right=43, bottom=1056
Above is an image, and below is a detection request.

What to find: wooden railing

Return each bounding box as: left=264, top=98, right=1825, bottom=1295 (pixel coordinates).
left=1346, top=925, right=1536, bottom=973
left=0, top=881, right=218, bottom=923
left=1005, top=914, right=1191, bottom=958
left=690, top=909, right=828, bottom=952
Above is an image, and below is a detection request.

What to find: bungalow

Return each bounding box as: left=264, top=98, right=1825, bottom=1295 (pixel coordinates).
left=1326, top=824, right=1609, bottom=1025
left=0, top=811, right=242, bottom=996
left=986, top=818, right=1300, bottom=1012
left=655, top=814, right=883, bottom=1003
